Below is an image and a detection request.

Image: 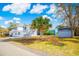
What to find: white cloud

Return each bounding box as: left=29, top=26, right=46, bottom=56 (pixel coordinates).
left=4, top=17, right=21, bottom=25
left=16, top=21, right=21, bottom=24
left=42, top=15, right=52, bottom=21
left=30, top=4, right=48, bottom=14
left=3, top=3, right=31, bottom=15
left=13, top=17, right=21, bottom=21
left=2, top=5, right=11, bottom=11
left=5, top=20, right=13, bottom=25
left=13, top=17, right=21, bottom=24
left=0, top=16, right=3, bottom=20
left=1, top=25, right=6, bottom=28
left=47, top=4, right=56, bottom=14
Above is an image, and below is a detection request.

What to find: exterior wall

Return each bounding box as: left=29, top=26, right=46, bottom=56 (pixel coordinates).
left=31, top=29, right=37, bottom=36
left=9, top=27, right=37, bottom=37
left=9, top=30, right=24, bottom=37
left=12, top=32, right=24, bottom=37
left=58, top=29, right=72, bottom=38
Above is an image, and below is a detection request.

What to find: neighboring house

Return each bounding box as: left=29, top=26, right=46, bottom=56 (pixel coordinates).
left=9, top=25, right=37, bottom=37
left=58, top=27, right=73, bottom=38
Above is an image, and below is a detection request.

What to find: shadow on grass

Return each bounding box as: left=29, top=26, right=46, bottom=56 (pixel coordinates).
left=74, top=36, right=79, bottom=40
left=4, top=38, right=45, bottom=45
left=10, top=39, right=40, bottom=45
left=45, top=42, right=65, bottom=47
left=1, top=37, right=65, bottom=46
left=62, top=39, right=79, bottom=43
left=59, top=37, right=79, bottom=43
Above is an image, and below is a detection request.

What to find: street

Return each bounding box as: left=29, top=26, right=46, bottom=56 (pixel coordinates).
left=0, top=38, right=44, bottom=56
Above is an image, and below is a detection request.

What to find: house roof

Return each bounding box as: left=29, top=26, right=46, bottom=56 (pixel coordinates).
left=58, top=27, right=71, bottom=30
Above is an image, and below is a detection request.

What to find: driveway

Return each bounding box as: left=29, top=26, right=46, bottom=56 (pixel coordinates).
left=0, top=38, right=46, bottom=56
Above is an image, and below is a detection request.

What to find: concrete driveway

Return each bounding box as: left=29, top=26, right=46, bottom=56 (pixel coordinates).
left=0, top=38, right=46, bottom=56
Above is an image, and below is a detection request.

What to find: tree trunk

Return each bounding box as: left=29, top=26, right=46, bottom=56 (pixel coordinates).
left=74, top=27, right=79, bottom=36
left=37, top=30, right=41, bottom=35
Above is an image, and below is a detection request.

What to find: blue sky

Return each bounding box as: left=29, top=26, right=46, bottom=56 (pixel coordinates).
left=0, top=3, right=78, bottom=29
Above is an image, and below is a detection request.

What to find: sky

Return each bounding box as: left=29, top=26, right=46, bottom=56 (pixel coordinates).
left=0, top=3, right=78, bottom=29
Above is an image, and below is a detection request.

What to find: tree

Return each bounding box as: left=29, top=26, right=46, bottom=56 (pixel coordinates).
left=55, top=3, right=79, bottom=36
left=8, top=22, right=17, bottom=31
left=31, top=16, right=52, bottom=35
left=0, top=26, right=9, bottom=37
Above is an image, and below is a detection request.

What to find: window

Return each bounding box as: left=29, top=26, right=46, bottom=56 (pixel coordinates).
left=15, top=33, right=17, bottom=35
left=18, top=32, right=20, bottom=35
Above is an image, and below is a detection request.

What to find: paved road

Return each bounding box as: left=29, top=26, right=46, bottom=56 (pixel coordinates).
left=0, top=38, right=44, bottom=56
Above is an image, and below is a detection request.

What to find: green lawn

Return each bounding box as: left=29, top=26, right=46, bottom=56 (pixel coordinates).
left=10, top=36, right=79, bottom=56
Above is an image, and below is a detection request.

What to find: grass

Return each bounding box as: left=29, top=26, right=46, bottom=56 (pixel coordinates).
left=9, top=36, right=79, bottom=56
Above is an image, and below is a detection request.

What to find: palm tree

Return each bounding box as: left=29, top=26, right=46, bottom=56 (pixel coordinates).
left=31, top=16, right=52, bottom=35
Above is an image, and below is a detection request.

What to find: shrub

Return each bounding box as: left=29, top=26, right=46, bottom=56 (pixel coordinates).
left=44, top=30, right=55, bottom=35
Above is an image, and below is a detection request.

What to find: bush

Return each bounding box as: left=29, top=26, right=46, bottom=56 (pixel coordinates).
left=0, top=34, right=5, bottom=37
left=0, top=33, right=9, bottom=37
left=44, top=30, right=55, bottom=35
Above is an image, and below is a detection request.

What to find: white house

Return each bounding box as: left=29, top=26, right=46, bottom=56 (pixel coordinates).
left=9, top=24, right=37, bottom=37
